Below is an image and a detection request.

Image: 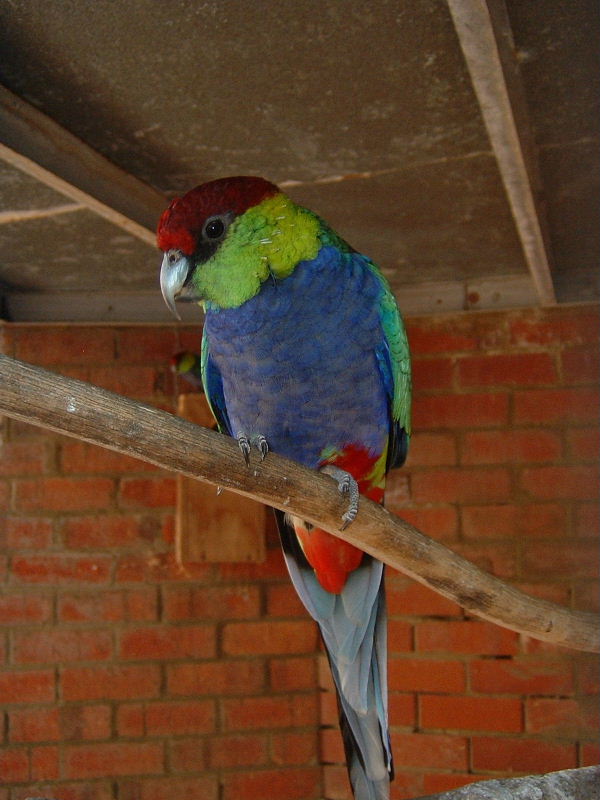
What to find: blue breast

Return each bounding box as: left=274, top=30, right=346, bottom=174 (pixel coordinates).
left=203, top=246, right=390, bottom=468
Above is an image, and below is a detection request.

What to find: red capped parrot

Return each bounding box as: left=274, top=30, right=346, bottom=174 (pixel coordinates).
left=170, top=350, right=204, bottom=389
left=158, top=176, right=411, bottom=800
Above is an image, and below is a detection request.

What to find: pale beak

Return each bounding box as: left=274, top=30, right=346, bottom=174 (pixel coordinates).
left=160, top=251, right=191, bottom=319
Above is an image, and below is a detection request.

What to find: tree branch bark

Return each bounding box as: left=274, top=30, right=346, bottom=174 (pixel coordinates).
left=1, top=353, right=598, bottom=653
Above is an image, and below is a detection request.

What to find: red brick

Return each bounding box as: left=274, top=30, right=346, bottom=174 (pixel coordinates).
left=12, top=629, right=112, bottom=665
left=458, top=353, right=557, bottom=388
left=405, top=432, right=457, bottom=466
left=120, top=625, right=216, bottom=660
left=509, top=310, right=599, bottom=348
left=222, top=693, right=319, bottom=731
left=0, top=669, right=55, bottom=704
left=222, top=620, right=317, bottom=656
left=61, top=665, right=161, bottom=701
left=473, top=735, right=578, bottom=773
left=162, top=585, right=261, bottom=621
left=0, top=441, right=48, bottom=475
left=271, top=730, right=318, bottom=765
left=168, top=736, right=207, bottom=772
left=115, top=552, right=212, bottom=583
left=323, top=763, right=352, bottom=799
left=167, top=660, right=264, bottom=696
left=119, top=477, right=176, bottom=508
left=393, top=506, right=459, bottom=540
left=521, top=465, right=599, bottom=501
left=513, top=388, right=599, bottom=425
left=206, top=733, right=268, bottom=769
left=413, top=393, right=509, bottom=429
left=320, top=727, right=344, bottom=763
left=31, top=743, right=60, bottom=780
left=145, top=700, right=214, bottom=735
left=389, top=691, right=417, bottom=727
left=117, top=704, right=145, bottom=738
left=12, top=554, right=111, bottom=584
left=392, top=732, right=468, bottom=770
left=14, top=477, right=114, bottom=512
left=526, top=697, right=598, bottom=736
left=62, top=515, right=158, bottom=549
left=61, top=440, right=156, bottom=473
left=221, top=767, right=321, bottom=800
left=0, top=480, right=8, bottom=510
left=462, top=503, right=568, bottom=540
left=581, top=742, right=600, bottom=766
left=412, top=357, right=454, bottom=391
left=58, top=588, right=157, bottom=623
left=60, top=704, right=112, bottom=741
left=119, top=776, right=218, bottom=800
left=389, top=658, right=466, bottom=693
left=566, top=427, right=600, bottom=462
left=388, top=620, right=414, bottom=652
left=574, top=503, right=600, bottom=537
left=523, top=540, right=599, bottom=578
left=0, top=594, right=52, bottom=624
left=420, top=694, right=522, bottom=732
left=266, top=583, right=307, bottom=617
left=0, top=747, right=30, bottom=781
left=10, top=706, right=60, bottom=742
left=411, top=468, right=511, bottom=503
left=64, top=741, right=164, bottom=779
left=270, top=655, right=317, bottom=691
left=562, top=348, right=600, bottom=385
left=470, top=657, right=574, bottom=695
left=15, top=327, right=115, bottom=365
left=4, top=517, right=53, bottom=549
left=387, top=580, right=461, bottom=617
left=407, top=323, right=479, bottom=355
left=462, top=429, right=561, bottom=464
left=576, top=655, right=600, bottom=695
left=416, top=620, right=518, bottom=655
left=423, top=773, right=483, bottom=794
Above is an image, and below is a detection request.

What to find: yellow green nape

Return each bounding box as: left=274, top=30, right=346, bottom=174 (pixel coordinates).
left=192, top=192, right=321, bottom=309
left=240, top=193, right=321, bottom=280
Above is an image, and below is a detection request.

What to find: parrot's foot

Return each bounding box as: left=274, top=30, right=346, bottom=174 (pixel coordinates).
left=320, top=465, right=360, bottom=530
left=237, top=433, right=269, bottom=466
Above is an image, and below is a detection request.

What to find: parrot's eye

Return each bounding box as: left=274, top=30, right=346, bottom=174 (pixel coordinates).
left=203, top=216, right=227, bottom=240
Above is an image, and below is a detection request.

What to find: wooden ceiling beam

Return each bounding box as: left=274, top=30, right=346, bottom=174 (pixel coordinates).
left=448, top=0, right=556, bottom=305
left=0, top=84, right=167, bottom=246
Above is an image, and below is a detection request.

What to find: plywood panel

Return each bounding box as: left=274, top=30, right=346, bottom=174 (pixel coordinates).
left=176, top=393, right=266, bottom=564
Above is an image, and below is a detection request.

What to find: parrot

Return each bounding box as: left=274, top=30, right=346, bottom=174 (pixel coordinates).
left=158, top=176, right=411, bottom=800
left=170, top=350, right=204, bottom=389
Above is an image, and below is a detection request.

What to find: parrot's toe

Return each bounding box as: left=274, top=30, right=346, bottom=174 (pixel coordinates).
left=237, top=433, right=270, bottom=466
left=237, top=434, right=251, bottom=466
left=320, top=465, right=360, bottom=530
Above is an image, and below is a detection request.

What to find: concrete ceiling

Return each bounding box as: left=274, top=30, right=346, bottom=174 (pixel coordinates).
left=0, top=0, right=598, bottom=322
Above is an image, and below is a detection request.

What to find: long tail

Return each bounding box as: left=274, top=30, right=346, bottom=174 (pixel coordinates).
left=275, top=511, right=392, bottom=800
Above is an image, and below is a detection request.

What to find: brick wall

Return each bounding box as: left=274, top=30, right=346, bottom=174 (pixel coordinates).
left=0, top=303, right=598, bottom=800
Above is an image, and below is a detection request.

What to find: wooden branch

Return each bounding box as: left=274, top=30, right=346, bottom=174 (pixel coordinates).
left=447, top=0, right=556, bottom=305
left=0, top=84, right=167, bottom=244
left=0, top=353, right=597, bottom=653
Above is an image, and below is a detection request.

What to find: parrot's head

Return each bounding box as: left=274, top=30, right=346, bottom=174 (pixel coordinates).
left=158, top=175, right=321, bottom=314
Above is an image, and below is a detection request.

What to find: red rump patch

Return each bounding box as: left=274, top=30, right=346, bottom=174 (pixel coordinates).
left=295, top=444, right=386, bottom=594
left=157, top=176, right=279, bottom=254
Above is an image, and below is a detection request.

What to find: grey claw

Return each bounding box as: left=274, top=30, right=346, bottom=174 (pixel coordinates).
left=320, top=465, right=360, bottom=530
left=256, top=435, right=269, bottom=461
left=237, top=435, right=251, bottom=466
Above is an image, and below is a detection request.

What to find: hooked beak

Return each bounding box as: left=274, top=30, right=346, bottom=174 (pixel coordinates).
left=160, top=251, right=192, bottom=319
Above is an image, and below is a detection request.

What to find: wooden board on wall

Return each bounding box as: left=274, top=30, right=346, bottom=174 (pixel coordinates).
left=176, top=393, right=266, bottom=564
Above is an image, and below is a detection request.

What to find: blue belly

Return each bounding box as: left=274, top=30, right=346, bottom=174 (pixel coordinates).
left=203, top=246, right=390, bottom=468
